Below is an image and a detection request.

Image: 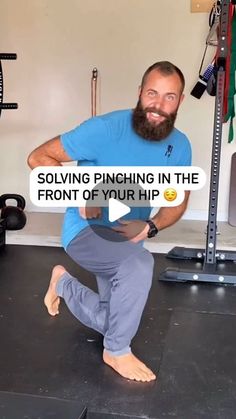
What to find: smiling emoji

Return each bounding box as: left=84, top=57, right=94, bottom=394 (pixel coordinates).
left=163, top=188, right=177, bottom=202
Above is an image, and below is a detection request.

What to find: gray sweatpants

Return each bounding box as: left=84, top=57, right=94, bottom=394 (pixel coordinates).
left=56, top=226, right=154, bottom=356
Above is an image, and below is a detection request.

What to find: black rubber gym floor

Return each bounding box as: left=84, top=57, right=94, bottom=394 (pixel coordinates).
left=1, top=244, right=236, bottom=419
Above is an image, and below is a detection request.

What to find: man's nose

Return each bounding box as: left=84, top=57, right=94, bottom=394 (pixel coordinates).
left=151, top=96, right=164, bottom=109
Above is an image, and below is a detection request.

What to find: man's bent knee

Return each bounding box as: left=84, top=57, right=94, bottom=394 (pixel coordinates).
left=118, top=249, right=154, bottom=291
left=134, top=250, right=154, bottom=289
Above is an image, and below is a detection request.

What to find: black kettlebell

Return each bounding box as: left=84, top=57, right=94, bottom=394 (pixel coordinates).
left=0, top=194, right=27, bottom=230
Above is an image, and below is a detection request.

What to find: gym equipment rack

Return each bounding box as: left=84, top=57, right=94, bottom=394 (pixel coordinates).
left=0, top=53, right=18, bottom=249
left=0, top=53, right=18, bottom=118
left=160, top=0, right=236, bottom=285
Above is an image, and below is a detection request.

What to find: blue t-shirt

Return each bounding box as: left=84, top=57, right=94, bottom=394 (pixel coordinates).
left=60, top=109, right=192, bottom=249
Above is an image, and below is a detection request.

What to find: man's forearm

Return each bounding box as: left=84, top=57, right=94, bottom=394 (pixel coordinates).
left=27, top=151, right=62, bottom=169
left=151, top=191, right=190, bottom=231
left=27, top=136, right=72, bottom=169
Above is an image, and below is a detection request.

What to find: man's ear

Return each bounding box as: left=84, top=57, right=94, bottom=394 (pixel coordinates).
left=180, top=93, right=185, bottom=105
left=138, top=85, right=142, bottom=97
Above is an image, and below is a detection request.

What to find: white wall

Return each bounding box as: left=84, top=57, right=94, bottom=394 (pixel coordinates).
left=0, top=0, right=235, bottom=220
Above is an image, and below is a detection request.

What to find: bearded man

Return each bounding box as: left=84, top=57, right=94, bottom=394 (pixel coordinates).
left=28, top=61, right=191, bottom=383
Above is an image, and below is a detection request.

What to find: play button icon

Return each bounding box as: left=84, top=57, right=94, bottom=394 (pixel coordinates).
left=85, top=177, right=151, bottom=242
left=108, top=198, right=131, bottom=222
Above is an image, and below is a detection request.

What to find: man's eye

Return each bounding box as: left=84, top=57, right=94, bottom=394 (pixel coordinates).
left=147, top=91, right=156, bottom=97
left=166, top=95, right=175, bottom=101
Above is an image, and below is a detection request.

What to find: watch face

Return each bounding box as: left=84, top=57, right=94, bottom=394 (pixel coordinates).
left=147, top=220, right=158, bottom=238
left=148, top=228, right=157, bottom=238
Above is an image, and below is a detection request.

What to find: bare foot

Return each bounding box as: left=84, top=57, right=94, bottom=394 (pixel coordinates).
left=44, top=265, right=66, bottom=316
left=103, top=350, right=156, bottom=382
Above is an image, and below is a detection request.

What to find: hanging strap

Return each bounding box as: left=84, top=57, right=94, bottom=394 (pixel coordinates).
left=223, top=3, right=233, bottom=118
left=207, top=1, right=221, bottom=46
left=191, top=2, right=219, bottom=99
left=224, top=6, right=236, bottom=142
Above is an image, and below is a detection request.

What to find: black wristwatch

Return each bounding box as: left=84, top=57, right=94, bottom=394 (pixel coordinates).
left=146, top=219, right=159, bottom=238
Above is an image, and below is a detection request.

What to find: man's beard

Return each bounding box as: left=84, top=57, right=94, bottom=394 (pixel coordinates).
left=132, top=99, right=177, bottom=141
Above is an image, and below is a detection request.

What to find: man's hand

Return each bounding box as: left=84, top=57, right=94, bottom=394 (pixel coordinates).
left=79, top=207, right=102, bottom=219
left=112, top=219, right=149, bottom=243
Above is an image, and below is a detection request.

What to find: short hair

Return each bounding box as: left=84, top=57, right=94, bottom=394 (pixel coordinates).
left=140, top=61, right=185, bottom=93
